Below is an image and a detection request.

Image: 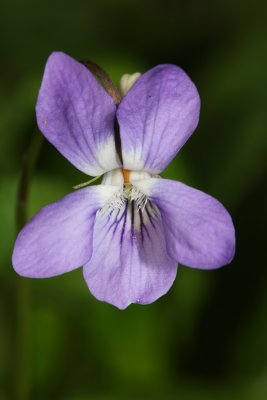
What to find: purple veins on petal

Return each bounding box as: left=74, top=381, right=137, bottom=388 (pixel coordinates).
left=136, top=178, right=236, bottom=270
left=84, top=196, right=177, bottom=309
left=120, top=199, right=128, bottom=245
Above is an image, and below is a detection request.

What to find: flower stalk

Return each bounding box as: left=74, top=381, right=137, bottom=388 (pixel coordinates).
left=15, top=130, right=44, bottom=400
left=16, top=131, right=44, bottom=230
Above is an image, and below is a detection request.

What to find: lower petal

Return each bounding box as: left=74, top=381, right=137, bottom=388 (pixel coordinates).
left=136, top=178, right=236, bottom=269
left=83, top=199, right=178, bottom=309
left=12, top=185, right=117, bottom=278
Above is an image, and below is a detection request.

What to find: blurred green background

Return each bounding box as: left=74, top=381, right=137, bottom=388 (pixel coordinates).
left=0, top=0, right=267, bottom=399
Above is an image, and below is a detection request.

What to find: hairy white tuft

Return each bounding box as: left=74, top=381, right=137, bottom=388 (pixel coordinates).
left=99, top=184, right=148, bottom=216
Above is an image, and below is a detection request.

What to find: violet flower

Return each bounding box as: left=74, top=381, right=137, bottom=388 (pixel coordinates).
left=12, top=52, right=235, bottom=309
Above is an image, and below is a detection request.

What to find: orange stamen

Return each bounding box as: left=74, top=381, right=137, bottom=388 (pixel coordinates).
left=122, top=169, right=130, bottom=183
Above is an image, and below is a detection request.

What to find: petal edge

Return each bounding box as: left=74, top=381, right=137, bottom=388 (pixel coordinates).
left=12, top=185, right=117, bottom=278
left=36, top=52, right=120, bottom=176
left=136, top=178, right=236, bottom=269
left=117, top=64, right=200, bottom=173
left=83, top=198, right=178, bottom=309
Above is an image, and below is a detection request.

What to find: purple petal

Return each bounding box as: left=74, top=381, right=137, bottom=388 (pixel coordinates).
left=117, top=64, right=200, bottom=173
left=83, top=199, right=177, bottom=309
left=12, top=185, right=117, bottom=278
left=36, top=52, right=120, bottom=176
left=136, top=179, right=235, bottom=269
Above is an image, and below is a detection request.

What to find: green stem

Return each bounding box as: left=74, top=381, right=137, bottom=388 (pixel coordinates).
left=15, top=131, right=44, bottom=400
left=16, top=132, right=44, bottom=230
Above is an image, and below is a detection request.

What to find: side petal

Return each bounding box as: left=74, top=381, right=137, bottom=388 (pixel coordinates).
left=12, top=185, right=117, bottom=278
left=83, top=199, right=177, bottom=309
left=136, top=179, right=235, bottom=269
left=117, top=64, right=200, bottom=173
left=36, top=52, right=120, bottom=176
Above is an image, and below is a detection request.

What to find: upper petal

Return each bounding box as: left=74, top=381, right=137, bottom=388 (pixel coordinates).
left=117, top=64, right=200, bottom=173
left=12, top=185, right=117, bottom=278
left=136, top=178, right=235, bottom=269
left=83, top=197, right=177, bottom=309
left=36, top=52, right=120, bottom=176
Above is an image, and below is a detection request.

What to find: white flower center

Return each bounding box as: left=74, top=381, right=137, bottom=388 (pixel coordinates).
left=100, top=169, right=154, bottom=215
left=98, top=169, right=161, bottom=235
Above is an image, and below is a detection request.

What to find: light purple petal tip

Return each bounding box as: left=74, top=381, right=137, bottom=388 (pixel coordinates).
left=117, top=64, right=200, bottom=173
left=36, top=52, right=120, bottom=176
left=12, top=185, right=116, bottom=278
left=83, top=199, right=177, bottom=309
left=136, top=178, right=236, bottom=269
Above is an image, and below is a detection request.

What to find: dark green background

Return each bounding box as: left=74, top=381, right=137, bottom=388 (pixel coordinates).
left=0, top=0, right=267, bottom=399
